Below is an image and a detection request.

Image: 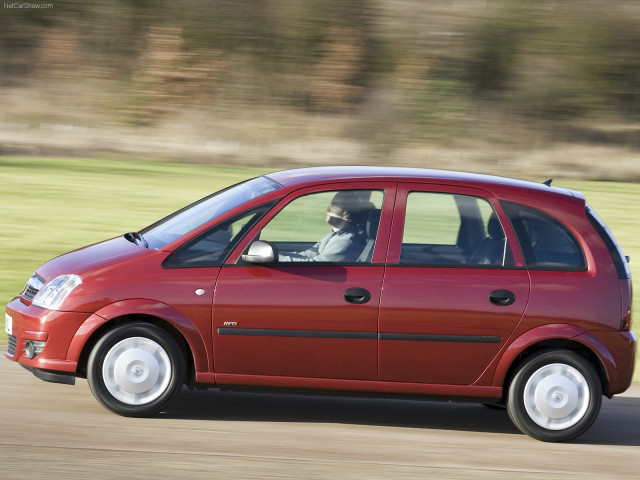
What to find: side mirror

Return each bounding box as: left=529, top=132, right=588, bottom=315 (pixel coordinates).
left=242, top=240, right=278, bottom=264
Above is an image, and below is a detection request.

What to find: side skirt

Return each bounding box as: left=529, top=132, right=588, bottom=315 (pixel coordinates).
left=194, top=372, right=502, bottom=401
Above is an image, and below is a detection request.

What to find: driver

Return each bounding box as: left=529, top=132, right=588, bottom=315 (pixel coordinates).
left=278, top=191, right=366, bottom=262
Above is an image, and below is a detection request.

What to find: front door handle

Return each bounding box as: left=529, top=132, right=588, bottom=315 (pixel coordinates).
left=489, top=289, right=516, bottom=306
left=343, top=287, right=371, bottom=305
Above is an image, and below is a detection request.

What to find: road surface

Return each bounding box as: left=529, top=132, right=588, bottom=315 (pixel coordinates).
left=1, top=357, right=639, bottom=479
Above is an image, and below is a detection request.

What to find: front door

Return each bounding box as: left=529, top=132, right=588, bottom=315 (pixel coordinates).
left=212, top=185, right=392, bottom=381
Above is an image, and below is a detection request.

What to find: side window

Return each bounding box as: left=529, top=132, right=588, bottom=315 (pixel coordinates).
left=503, top=202, right=586, bottom=270
left=259, top=190, right=384, bottom=263
left=163, top=204, right=273, bottom=268
left=401, top=192, right=512, bottom=267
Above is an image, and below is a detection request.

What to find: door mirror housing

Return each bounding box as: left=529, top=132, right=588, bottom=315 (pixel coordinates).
left=242, top=240, right=278, bottom=264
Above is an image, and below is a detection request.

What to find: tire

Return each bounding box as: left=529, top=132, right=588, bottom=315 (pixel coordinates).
left=507, top=350, right=602, bottom=442
left=87, top=322, right=185, bottom=417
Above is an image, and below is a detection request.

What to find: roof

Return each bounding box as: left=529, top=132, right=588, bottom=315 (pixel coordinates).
left=266, top=166, right=583, bottom=201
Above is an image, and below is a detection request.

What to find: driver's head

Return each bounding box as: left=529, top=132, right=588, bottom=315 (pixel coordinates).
left=326, top=191, right=363, bottom=229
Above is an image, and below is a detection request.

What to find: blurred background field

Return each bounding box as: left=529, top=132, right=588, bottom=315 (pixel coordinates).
left=0, top=0, right=639, bottom=179
left=0, top=1, right=638, bottom=381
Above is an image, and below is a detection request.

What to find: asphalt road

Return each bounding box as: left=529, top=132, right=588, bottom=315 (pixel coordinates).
left=1, top=357, right=639, bottom=479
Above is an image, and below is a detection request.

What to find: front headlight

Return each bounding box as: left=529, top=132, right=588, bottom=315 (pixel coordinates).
left=32, top=274, right=82, bottom=311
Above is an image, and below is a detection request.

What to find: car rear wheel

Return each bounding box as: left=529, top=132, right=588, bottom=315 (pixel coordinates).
left=87, top=322, right=185, bottom=416
left=507, top=350, right=602, bottom=442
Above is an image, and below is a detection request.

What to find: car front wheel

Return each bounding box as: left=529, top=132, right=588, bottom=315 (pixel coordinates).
left=507, top=350, right=602, bottom=442
left=87, top=323, right=185, bottom=416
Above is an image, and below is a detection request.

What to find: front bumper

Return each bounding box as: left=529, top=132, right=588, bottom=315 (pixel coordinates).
left=21, top=364, right=76, bottom=385
left=5, top=297, right=91, bottom=378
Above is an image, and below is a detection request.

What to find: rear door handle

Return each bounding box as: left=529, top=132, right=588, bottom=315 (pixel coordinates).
left=489, top=289, right=516, bottom=306
left=343, top=287, right=371, bottom=305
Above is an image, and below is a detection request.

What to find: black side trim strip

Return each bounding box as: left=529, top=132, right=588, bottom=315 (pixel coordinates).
left=218, top=328, right=377, bottom=339
left=217, top=328, right=500, bottom=343
left=380, top=333, right=501, bottom=343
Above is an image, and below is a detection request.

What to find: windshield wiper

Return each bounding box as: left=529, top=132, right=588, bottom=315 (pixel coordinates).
left=124, top=232, right=150, bottom=249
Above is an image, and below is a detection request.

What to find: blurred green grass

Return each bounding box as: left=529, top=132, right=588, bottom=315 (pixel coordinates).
left=1, top=157, right=637, bottom=383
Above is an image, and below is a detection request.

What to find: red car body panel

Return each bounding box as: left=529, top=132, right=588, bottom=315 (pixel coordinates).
left=378, top=266, right=530, bottom=385
left=212, top=264, right=383, bottom=380
left=4, top=166, right=635, bottom=411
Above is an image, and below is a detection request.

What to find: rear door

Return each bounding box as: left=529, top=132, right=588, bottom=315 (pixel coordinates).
left=379, top=183, right=530, bottom=385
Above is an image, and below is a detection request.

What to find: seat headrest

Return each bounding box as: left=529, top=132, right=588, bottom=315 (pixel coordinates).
left=365, top=208, right=381, bottom=238
left=487, top=214, right=504, bottom=238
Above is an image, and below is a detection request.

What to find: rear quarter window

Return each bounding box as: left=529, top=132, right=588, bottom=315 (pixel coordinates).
left=503, top=201, right=586, bottom=270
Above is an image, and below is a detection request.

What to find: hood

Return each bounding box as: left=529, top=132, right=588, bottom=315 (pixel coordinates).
left=36, top=235, right=154, bottom=281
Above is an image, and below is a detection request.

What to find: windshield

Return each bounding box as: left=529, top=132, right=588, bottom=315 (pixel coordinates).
left=141, top=176, right=282, bottom=249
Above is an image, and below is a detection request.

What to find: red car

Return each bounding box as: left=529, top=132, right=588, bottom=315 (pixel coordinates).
left=4, top=167, right=635, bottom=442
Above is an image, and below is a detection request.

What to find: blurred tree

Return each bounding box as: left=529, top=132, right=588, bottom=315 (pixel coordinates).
left=464, top=3, right=529, bottom=96
left=0, top=8, right=53, bottom=82
left=1, top=0, right=640, bottom=151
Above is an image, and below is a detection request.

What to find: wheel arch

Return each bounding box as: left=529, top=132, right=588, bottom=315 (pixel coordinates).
left=493, top=325, right=613, bottom=400
left=68, top=299, right=211, bottom=387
